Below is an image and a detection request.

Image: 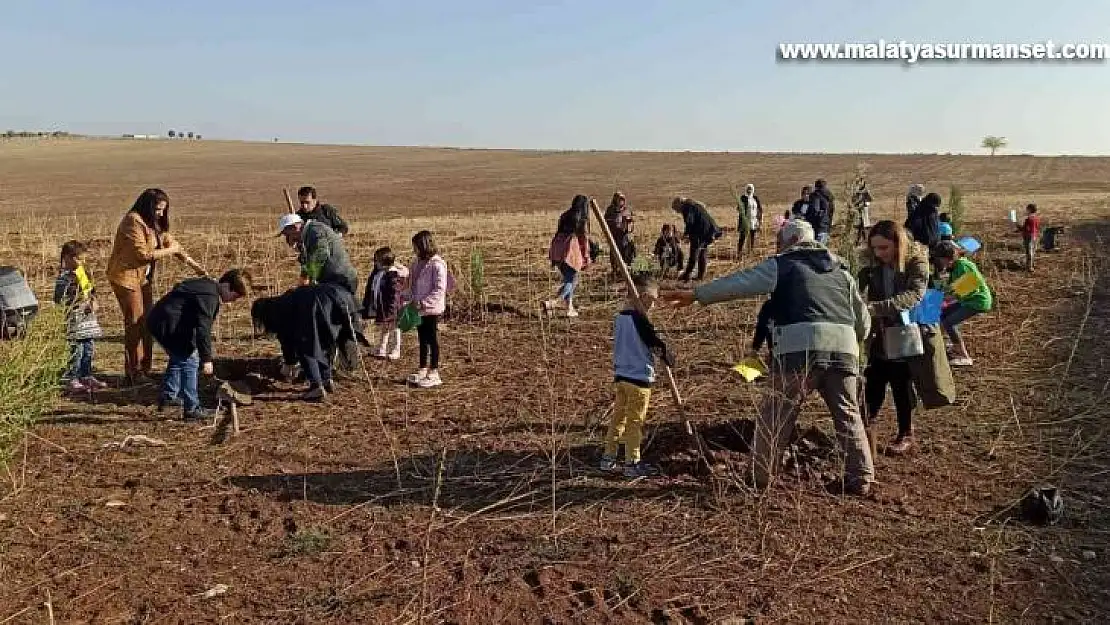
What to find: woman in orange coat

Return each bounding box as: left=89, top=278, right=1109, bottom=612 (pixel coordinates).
left=106, top=188, right=201, bottom=382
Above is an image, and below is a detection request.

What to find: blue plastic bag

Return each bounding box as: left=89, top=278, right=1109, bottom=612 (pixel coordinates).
left=908, top=288, right=944, bottom=325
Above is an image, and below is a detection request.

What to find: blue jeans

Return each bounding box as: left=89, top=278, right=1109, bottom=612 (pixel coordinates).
left=556, top=262, right=578, bottom=303
left=65, top=339, right=94, bottom=380
left=161, top=351, right=200, bottom=412
left=941, top=303, right=980, bottom=345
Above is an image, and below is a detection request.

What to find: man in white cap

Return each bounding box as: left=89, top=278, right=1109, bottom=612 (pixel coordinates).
left=278, top=213, right=363, bottom=372
left=278, top=213, right=358, bottom=296
left=661, top=219, right=874, bottom=496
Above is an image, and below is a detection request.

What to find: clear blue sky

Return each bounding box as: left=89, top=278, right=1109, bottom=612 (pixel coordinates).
left=2, top=0, right=1107, bottom=154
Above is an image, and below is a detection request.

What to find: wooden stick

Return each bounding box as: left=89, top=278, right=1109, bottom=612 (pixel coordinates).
left=282, top=188, right=297, bottom=214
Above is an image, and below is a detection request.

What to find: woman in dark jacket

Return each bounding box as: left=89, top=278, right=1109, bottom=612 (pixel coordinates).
left=603, top=192, right=635, bottom=275
left=857, top=220, right=930, bottom=455
left=252, top=282, right=366, bottom=401
left=672, top=196, right=720, bottom=282
left=906, top=192, right=942, bottom=248
left=543, top=195, right=591, bottom=317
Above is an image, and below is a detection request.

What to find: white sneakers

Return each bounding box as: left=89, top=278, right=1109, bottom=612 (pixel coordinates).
left=541, top=300, right=579, bottom=318
left=407, top=369, right=443, bottom=388
left=373, top=349, right=402, bottom=361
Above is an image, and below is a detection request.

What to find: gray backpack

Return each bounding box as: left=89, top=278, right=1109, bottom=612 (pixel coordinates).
left=0, top=266, right=39, bottom=339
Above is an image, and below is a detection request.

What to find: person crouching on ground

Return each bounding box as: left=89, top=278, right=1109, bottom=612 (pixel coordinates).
left=252, top=281, right=366, bottom=401
left=361, top=246, right=409, bottom=361
left=54, top=240, right=106, bottom=393
left=933, top=240, right=992, bottom=367
left=405, top=231, right=450, bottom=389
left=147, top=269, right=252, bottom=420
left=653, top=224, right=684, bottom=277
left=599, top=273, right=675, bottom=478
left=661, top=220, right=874, bottom=496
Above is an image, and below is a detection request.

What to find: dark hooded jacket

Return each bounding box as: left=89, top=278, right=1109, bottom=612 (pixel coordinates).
left=252, top=283, right=364, bottom=367
left=808, top=185, right=835, bottom=234
left=906, top=193, right=941, bottom=248
left=147, top=277, right=221, bottom=362
left=677, top=199, right=721, bottom=243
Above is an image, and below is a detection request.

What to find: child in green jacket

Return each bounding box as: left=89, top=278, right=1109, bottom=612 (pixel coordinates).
left=933, top=241, right=992, bottom=367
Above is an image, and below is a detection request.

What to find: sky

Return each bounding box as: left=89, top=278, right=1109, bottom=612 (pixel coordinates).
left=1, top=0, right=1108, bottom=154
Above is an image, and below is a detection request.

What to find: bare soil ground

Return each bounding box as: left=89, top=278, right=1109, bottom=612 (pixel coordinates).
left=2, top=139, right=1110, bottom=623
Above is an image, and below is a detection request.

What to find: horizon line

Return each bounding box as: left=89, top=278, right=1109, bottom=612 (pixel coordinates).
left=4, top=133, right=1109, bottom=158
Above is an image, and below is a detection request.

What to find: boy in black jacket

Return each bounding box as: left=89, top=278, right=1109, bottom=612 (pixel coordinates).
left=147, top=270, right=252, bottom=420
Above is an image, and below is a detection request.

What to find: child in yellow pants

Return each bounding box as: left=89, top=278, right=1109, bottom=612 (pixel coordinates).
left=600, top=274, right=675, bottom=478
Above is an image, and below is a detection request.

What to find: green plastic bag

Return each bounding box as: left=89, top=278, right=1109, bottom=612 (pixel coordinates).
left=398, top=303, right=422, bottom=333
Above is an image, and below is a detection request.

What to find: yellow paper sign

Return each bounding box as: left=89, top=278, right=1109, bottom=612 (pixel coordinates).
left=732, top=356, right=768, bottom=382
left=950, top=272, right=978, bottom=298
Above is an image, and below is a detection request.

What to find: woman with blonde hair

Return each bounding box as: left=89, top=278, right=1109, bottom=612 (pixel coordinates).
left=857, top=220, right=929, bottom=454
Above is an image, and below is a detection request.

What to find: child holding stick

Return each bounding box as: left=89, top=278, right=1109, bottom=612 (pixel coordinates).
left=599, top=273, right=676, bottom=478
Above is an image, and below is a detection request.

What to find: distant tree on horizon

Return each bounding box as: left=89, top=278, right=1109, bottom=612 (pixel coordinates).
left=981, top=135, right=1007, bottom=157
left=168, top=130, right=176, bottom=138
left=187, top=131, right=194, bottom=139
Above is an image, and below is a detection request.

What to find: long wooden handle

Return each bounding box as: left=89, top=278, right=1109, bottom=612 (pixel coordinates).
left=282, top=188, right=296, bottom=214
left=588, top=198, right=685, bottom=409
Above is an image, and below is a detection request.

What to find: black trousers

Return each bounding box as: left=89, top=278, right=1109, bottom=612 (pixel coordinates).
left=680, top=239, right=709, bottom=281
left=417, top=315, right=440, bottom=369
left=864, top=359, right=917, bottom=437
left=737, top=228, right=757, bottom=254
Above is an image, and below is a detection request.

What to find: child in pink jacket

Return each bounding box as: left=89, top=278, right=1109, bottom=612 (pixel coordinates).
left=405, top=230, right=449, bottom=388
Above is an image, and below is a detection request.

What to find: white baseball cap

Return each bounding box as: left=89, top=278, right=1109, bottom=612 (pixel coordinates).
left=277, top=213, right=303, bottom=236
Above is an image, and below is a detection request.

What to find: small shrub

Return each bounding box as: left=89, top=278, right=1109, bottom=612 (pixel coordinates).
left=948, top=185, right=966, bottom=234
left=280, top=527, right=332, bottom=557
left=469, top=247, right=485, bottom=302
left=0, top=306, right=69, bottom=462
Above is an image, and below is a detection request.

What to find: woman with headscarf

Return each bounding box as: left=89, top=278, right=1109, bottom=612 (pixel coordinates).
left=736, top=184, right=763, bottom=256
left=543, top=195, right=591, bottom=318
left=906, top=192, right=942, bottom=248
left=905, top=184, right=925, bottom=221
left=603, top=192, right=635, bottom=276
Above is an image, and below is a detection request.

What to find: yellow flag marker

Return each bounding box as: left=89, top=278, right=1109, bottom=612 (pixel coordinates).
left=732, top=356, right=768, bottom=383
